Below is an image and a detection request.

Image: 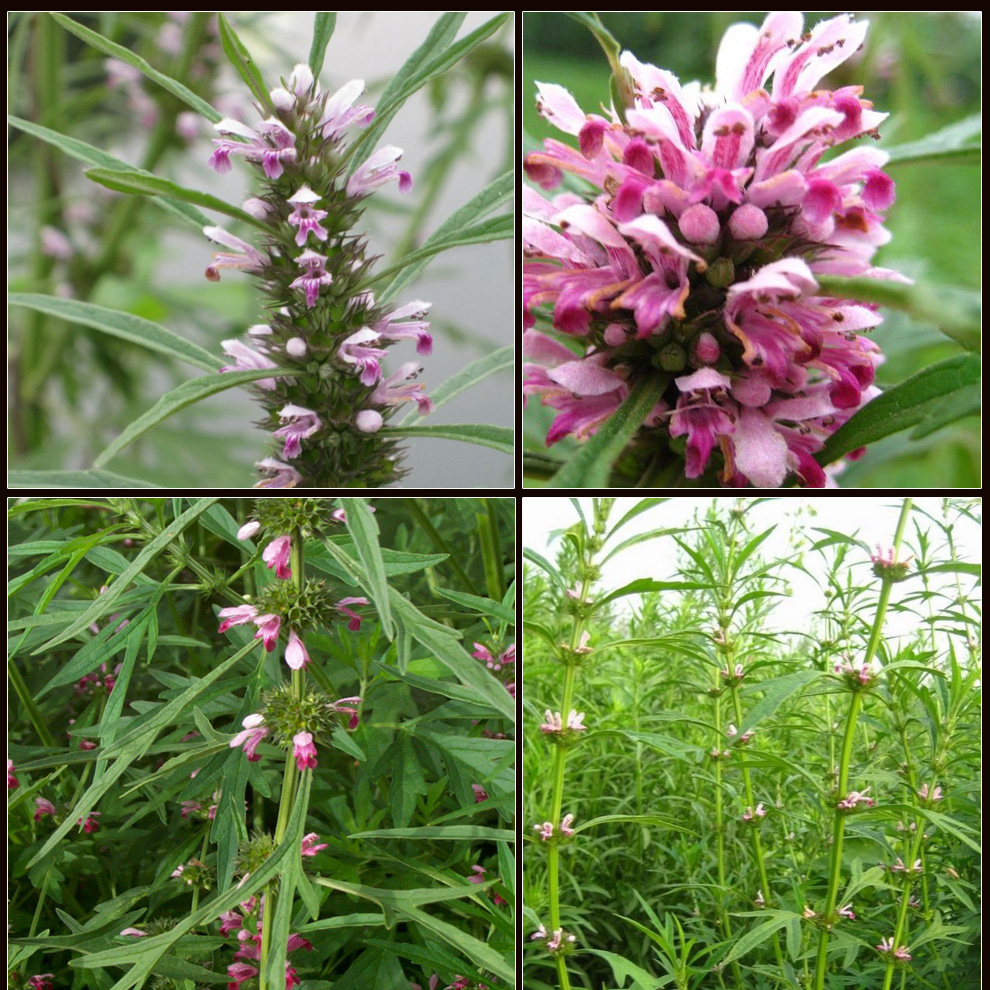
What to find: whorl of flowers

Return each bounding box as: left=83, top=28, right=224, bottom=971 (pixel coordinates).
left=524, top=13, right=905, bottom=488
left=205, top=63, right=433, bottom=488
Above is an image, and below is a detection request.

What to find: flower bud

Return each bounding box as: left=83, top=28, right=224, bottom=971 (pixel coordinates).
left=678, top=203, right=721, bottom=244
left=728, top=204, right=769, bottom=240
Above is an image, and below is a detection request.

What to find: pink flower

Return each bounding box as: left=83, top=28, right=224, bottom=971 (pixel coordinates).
left=120, top=927, right=149, bottom=936
left=78, top=812, right=101, bottom=833
left=220, top=338, right=278, bottom=390
left=301, top=832, right=328, bottom=857
left=237, top=521, right=261, bottom=541
left=204, top=225, right=267, bottom=281
left=870, top=545, right=913, bottom=580
left=262, top=535, right=293, bottom=580
left=230, top=713, right=269, bottom=762
left=472, top=783, right=489, bottom=803
left=286, top=185, right=329, bottom=246
left=467, top=864, right=487, bottom=884
left=836, top=787, right=874, bottom=811
left=284, top=629, right=311, bottom=671
left=287, top=932, right=314, bottom=952
left=559, top=813, right=576, bottom=837
left=208, top=116, right=297, bottom=180
left=742, top=803, right=766, bottom=822
left=370, top=361, right=433, bottom=416
left=218, top=909, right=243, bottom=936
left=339, top=328, right=388, bottom=386
left=838, top=904, right=855, bottom=920
left=8, top=759, right=17, bottom=789
left=329, top=695, right=362, bottom=730
left=533, top=821, right=554, bottom=842
left=320, top=78, right=375, bottom=138
left=254, top=458, right=303, bottom=490
left=34, top=797, right=56, bottom=822
left=226, top=961, right=259, bottom=990
left=917, top=783, right=943, bottom=803
left=531, top=924, right=548, bottom=941
left=28, top=976, right=54, bottom=990
left=289, top=249, right=333, bottom=308
left=255, top=614, right=282, bottom=652
left=292, top=731, right=318, bottom=771
left=876, top=937, right=911, bottom=961
left=523, top=13, right=902, bottom=487
left=347, top=145, right=413, bottom=197
left=273, top=404, right=322, bottom=460
left=335, top=597, right=369, bottom=632
left=372, top=300, right=434, bottom=355
left=218, top=603, right=259, bottom=634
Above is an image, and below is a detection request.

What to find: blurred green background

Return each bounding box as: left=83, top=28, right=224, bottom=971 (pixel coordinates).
left=523, top=12, right=981, bottom=488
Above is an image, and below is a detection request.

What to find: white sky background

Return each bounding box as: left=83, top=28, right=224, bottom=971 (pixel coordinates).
left=522, top=497, right=982, bottom=647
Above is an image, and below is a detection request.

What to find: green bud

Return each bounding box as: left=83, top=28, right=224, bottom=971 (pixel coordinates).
left=706, top=257, right=735, bottom=288
left=654, top=342, right=687, bottom=372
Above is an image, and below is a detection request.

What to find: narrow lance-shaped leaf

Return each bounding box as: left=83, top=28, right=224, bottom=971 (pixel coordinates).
left=84, top=168, right=274, bottom=232
left=93, top=368, right=299, bottom=469
left=546, top=375, right=668, bottom=489
left=8, top=293, right=222, bottom=373
left=340, top=497, right=394, bottom=639
left=883, top=113, right=981, bottom=165
left=396, top=346, right=513, bottom=426
left=216, top=13, right=274, bottom=116
left=382, top=423, right=513, bottom=457
left=49, top=13, right=221, bottom=122
left=308, top=12, right=337, bottom=78
left=816, top=353, right=980, bottom=465
left=7, top=469, right=158, bottom=489
left=7, top=115, right=208, bottom=230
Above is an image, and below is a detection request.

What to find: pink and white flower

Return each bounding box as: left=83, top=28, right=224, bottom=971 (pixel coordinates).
left=254, top=458, right=302, bottom=490
left=289, top=249, right=334, bottom=308
left=523, top=13, right=902, bottom=487
left=284, top=629, right=311, bottom=671
left=286, top=186, right=329, bottom=246
left=230, top=714, right=269, bottom=762
left=300, top=832, right=328, bottom=857
left=346, top=145, right=413, bottom=197
left=262, top=535, right=293, bottom=580
left=292, top=731, right=318, bottom=771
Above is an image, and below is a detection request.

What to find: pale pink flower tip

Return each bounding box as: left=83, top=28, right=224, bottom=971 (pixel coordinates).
left=237, top=520, right=261, bottom=541
left=121, top=927, right=149, bottom=936
left=301, top=832, right=329, bottom=857
left=262, top=534, right=292, bottom=580
left=284, top=629, right=311, bottom=671
left=292, top=731, right=318, bottom=772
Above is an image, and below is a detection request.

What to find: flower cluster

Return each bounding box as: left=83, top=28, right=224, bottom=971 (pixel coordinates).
left=916, top=783, right=943, bottom=804
left=890, top=858, right=923, bottom=874
left=523, top=12, right=904, bottom=487
left=836, top=787, right=874, bottom=812
left=876, top=937, right=911, bottom=962
left=218, top=892, right=313, bottom=989
left=870, top=545, right=913, bottom=581
left=472, top=641, right=515, bottom=698
left=531, top=924, right=578, bottom=955
left=719, top=663, right=746, bottom=683
left=741, top=803, right=767, bottom=822
left=204, top=63, right=433, bottom=487
left=539, top=709, right=587, bottom=746
left=726, top=723, right=754, bottom=745
left=533, top=813, right=577, bottom=843
left=834, top=659, right=876, bottom=690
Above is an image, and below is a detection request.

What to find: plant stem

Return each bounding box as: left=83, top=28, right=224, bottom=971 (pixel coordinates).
left=814, top=498, right=913, bottom=989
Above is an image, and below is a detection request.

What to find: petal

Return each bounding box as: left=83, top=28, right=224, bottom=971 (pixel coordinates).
left=732, top=408, right=789, bottom=488
left=548, top=359, right=625, bottom=396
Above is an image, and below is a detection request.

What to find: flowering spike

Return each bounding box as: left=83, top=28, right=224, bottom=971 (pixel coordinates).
left=524, top=12, right=902, bottom=487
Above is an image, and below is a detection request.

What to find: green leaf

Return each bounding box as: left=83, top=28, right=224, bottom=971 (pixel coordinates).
left=8, top=293, right=222, bottom=372
left=738, top=670, right=824, bottom=737
left=382, top=423, right=513, bottom=456
left=606, top=498, right=670, bottom=540
left=433, top=587, right=515, bottom=626
left=216, top=13, right=273, bottom=115
left=521, top=548, right=566, bottom=592
left=8, top=469, right=157, bottom=489
left=93, top=368, right=297, bottom=469
left=546, top=376, right=667, bottom=488
left=308, top=13, right=337, bottom=78
left=817, top=353, right=981, bottom=465
left=720, top=912, right=800, bottom=966
left=84, top=167, right=272, bottom=232
left=49, top=13, right=221, bottom=122
left=397, top=346, right=512, bottom=427
left=584, top=949, right=671, bottom=990
left=7, top=115, right=208, bottom=230
left=815, top=275, right=980, bottom=351
left=381, top=171, right=514, bottom=306
left=340, top=498, right=394, bottom=639
left=350, top=825, right=514, bottom=841
left=883, top=113, right=981, bottom=165
left=371, top=214, right=513, bottom=286
left=572, top=813, right=697, bottom=836
left=596, top=579, right=709, bottom=609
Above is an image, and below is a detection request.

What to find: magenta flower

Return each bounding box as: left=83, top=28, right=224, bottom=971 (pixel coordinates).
left=467, top=864, right=487, bottom=884
left=254, top=458, right=303, bottom=490
left=284, top=629, right=311, bottom=671
left=372, top=300, right=434, bottom=355
left=218, top=909, right=244, bottom=936
left=7, top=759, right=17, bottom=789
left=328, top=695, right=363, bottom=730
left=339, top=328, right=389, bottom=386
left=292, top=731, right=318, bottom=771
left=523, top=13, right=904, bottom=487
left=78, top=812, right=101, bottom=833
left=262, top=535, right=293, bottom=580
left=286, top=185, right=329, bottom=246
left=300, top=832, right=328, bottom=857
left=871, top=545, right=913, bottom=580
left=289, top=249, right=334, bottom=308
left=34, top=797, right=56, bottom=821
left=218, top=603, right=259, bottom=634
left=370, top=361, right=434, bottom=416
left=838, top=904, right=855, bottom=920
left=320, top=78, right=375, bottom=138
left=226, top=962, right=259, bottom=990
left=472, top=783, right=489, bottom=803
left=335, top=597, right=370, bottom=632
left=230, top=713, right=269, bottom=762
left=255, top=614, right=282, bottom=652
left=346, top=145, right=412, bottom=197
left=273, top=405, right=322, bottom=460
left=836, top=787, right=874, bottom=811
left=208, top=116, right=297, bottom=179
left=28, top=976, right=54, bottom=990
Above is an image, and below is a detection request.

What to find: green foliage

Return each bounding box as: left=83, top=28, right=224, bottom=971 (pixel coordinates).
left=524, top=497, right=980, bottom=990
left=9, top=497, right=515, bottom=988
